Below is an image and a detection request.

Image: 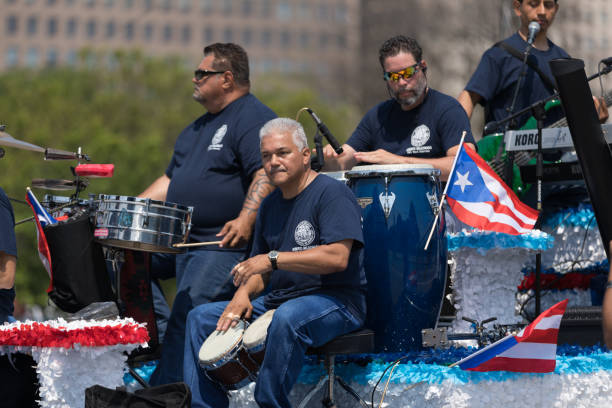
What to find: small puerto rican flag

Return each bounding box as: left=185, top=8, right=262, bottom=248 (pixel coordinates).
left=25, top=187, right=56, bottom=278
left=454, top=299, right=568, bottom=373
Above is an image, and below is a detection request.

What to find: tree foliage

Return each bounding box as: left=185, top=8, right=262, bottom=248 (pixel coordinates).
left=0, top=50, right=360, bottom=306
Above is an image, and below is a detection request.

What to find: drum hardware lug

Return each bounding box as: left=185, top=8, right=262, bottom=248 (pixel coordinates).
left=426, top=192, right=439, bottom=216
left=143, top=198, right=151, bottom=227
left=378, top=176, right=394, bottom=219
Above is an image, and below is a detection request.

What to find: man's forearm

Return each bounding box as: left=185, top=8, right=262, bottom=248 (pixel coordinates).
left=0, top=252, right=16, bottom=290
left=240, top=168, right=275, bottom=220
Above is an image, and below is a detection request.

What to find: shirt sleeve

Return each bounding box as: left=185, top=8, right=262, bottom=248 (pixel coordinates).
left=346, top=108, right=376, bottom=152
left=437, top=104, right=476, bottom=152
left=0, top=196, right=17, bottom=257
left=316, top=183, right=364, bottom=247
left=233, top=121, right=268, bottom=179
left=464, top=49, right=502, bottom=104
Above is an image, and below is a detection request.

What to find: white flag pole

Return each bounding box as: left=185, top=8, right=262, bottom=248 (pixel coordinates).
left=424, top=131, right=467, bottom=251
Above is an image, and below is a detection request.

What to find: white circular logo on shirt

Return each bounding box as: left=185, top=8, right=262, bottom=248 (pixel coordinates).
left=294, top=220, right=315, bottom=247
left=410, top=125, right=430, bottom=147
left=211, top=124, right=227, bottom=145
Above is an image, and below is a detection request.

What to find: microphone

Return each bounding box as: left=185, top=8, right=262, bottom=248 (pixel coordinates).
left=305, top=108, right=343, bottom=154
left=601, top=57, right=612, bottom=66
left=527, top=21, right=540, bottom=45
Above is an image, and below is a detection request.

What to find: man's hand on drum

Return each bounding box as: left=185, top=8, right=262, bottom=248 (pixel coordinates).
left=217, top=215, right=252, bottom=248
left=353, top=149, right=405, bottom=165
left=231, top=255, right=270, bottom=287
left=217, top=291, right=253, bottom=332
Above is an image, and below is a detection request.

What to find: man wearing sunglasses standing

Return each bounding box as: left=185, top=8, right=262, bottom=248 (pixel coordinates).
left=321, top=35, right=475, bottom=180
left=140, top=43, right=277, bottom=385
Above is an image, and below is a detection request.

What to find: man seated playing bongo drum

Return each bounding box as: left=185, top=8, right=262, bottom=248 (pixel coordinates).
left=183, top=118, right=367, bottom=408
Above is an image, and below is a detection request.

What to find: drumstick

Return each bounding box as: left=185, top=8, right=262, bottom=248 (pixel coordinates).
left=173, top=241, right=222, bottom=248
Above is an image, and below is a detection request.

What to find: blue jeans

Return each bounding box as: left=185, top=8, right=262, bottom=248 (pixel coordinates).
left=184, top=294, right=365, bottom=408
left=150, top=248, right=244, bottom=385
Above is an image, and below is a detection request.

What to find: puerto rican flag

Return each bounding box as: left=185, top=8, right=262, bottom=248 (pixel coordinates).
left=455, top=299, right=568, bottom=372
left=446, top=144, right=538, bottom=235
left=25, top=188, right=56, bottom=278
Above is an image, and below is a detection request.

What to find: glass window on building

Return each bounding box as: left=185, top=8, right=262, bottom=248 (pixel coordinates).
left=318, top=4, right=329, bottom=20
left=47, top=0, right=57, bottom=5
left=25, top=0, right=36, bottom=4
left=179, top=0, right=191, bottom=13
left=337, top=34, right=346, bottom=48
left=335, top=4, right=348, bottom=23
left=124, top=0, right=133, bottom=9
left=261, top=0, right=271, bottom=18
left=163, top=24, right=172, bottom=42
left=276, top=2, right=291, bottom=20
left=86, top=19, right=96, bottom=38
left=47, top=17, right=58, bottom=37
left=280, top=30, right=290, bottom=48
left=242, top=0, right=252, bottom=16
left=299, top=31, right=309, bottom=49
left=104, top=0, right=114, bottom=7
left=161, top=0, right=171, bottom=12
left=181, top=25, right=191, bottom=44
left=26, top=47, right=38, bottom=67
left=85, top=0, right=96, bottom=8
left=65, top=0, right=76, bottom=6
left=203, top=26, right=214, bottom=43
left=5, top=47, right=18, bottom=68
left=297, top=2, right=309, bottom=19
left=105, top=20, right=115, bottom=38
left=46, top=48, right=58, bottom=67
left=261, top=30, right=271, bottom=46
left=27, top=16, right=37, bottom=36
left=319, top=33, right=328, bottom=49
left=200, top=0, right=213, bottom=14
left=125, top=21, right=134, bottom=41
left=66, top=49, right=77, bottom=65
left=242, top=28, right=252, bottom=45
left=66, top=18, right=77, bottom=37
left=144, top=0, right=153, bottom=11
left=6, top=16, right=18, bottom=36
left=223, top=27, right=233, bottom=42
left=144, top=23, right=153, bottom=40
left=222, top=0, right=232, bottom=16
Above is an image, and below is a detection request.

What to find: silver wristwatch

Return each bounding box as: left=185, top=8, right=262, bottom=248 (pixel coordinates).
left=268, top=250, right=279, bottom=270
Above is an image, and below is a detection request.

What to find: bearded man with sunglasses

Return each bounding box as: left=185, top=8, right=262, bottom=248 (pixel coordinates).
left=322, top=35, right=475, bottom=180
left=140, top=43, right=277, bottom=385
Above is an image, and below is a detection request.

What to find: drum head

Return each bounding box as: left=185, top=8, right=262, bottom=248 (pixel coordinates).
left=199, top=321, right=246, bottom=364
left=243, top=310, right=275, bottom=349
left=346, top=163, right=439, bottom=179
left=319, top=171, right=347, bottom=183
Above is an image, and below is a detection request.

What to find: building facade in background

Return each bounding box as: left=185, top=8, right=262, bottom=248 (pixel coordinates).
left=1, top=0, right=360, bottom=102
left=2, top=0, right=611, bottom=116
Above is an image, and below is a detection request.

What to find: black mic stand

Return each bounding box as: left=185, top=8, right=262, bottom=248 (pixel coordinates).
left=311, top=130, right=325, bottom=171
left=531, top=101, right=547, bottom=317
left=484, top=96, right=549, bottom=322
left=501, top=40, right=538, bottom=186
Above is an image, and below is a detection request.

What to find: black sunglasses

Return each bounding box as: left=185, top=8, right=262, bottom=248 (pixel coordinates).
left=194, top=69, right=225, bottom=81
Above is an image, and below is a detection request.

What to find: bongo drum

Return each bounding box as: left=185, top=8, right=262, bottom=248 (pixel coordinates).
left=198, top=321, right=258, bottom=390
left=243, top=309, right=276, bottom=366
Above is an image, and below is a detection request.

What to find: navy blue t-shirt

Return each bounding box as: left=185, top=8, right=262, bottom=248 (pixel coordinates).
left=347, top=88, right=475, bottom=158
left=251, top=174, right=367, bottom=319
left=465, top=33, right=570, bottom=132
left=0, top=187, right=17, bottom=322
left=166, top=93, right=276, bottom=244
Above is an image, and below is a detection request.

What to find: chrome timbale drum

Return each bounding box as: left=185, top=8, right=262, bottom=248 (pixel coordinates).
left=94, top=195, right=193, bottom=253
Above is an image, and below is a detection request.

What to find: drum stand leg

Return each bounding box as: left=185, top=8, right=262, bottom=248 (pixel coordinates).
left=105, top=248, right=125, bottom=316
left=297, top=354, right=368, bottom=408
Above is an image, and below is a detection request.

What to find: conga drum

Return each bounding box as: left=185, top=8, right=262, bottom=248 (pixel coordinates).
left=346, top=164, right=447, bottom=352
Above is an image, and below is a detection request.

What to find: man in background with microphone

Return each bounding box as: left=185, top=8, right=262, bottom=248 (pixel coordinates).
left=458, top=0, right=608, bottom=132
